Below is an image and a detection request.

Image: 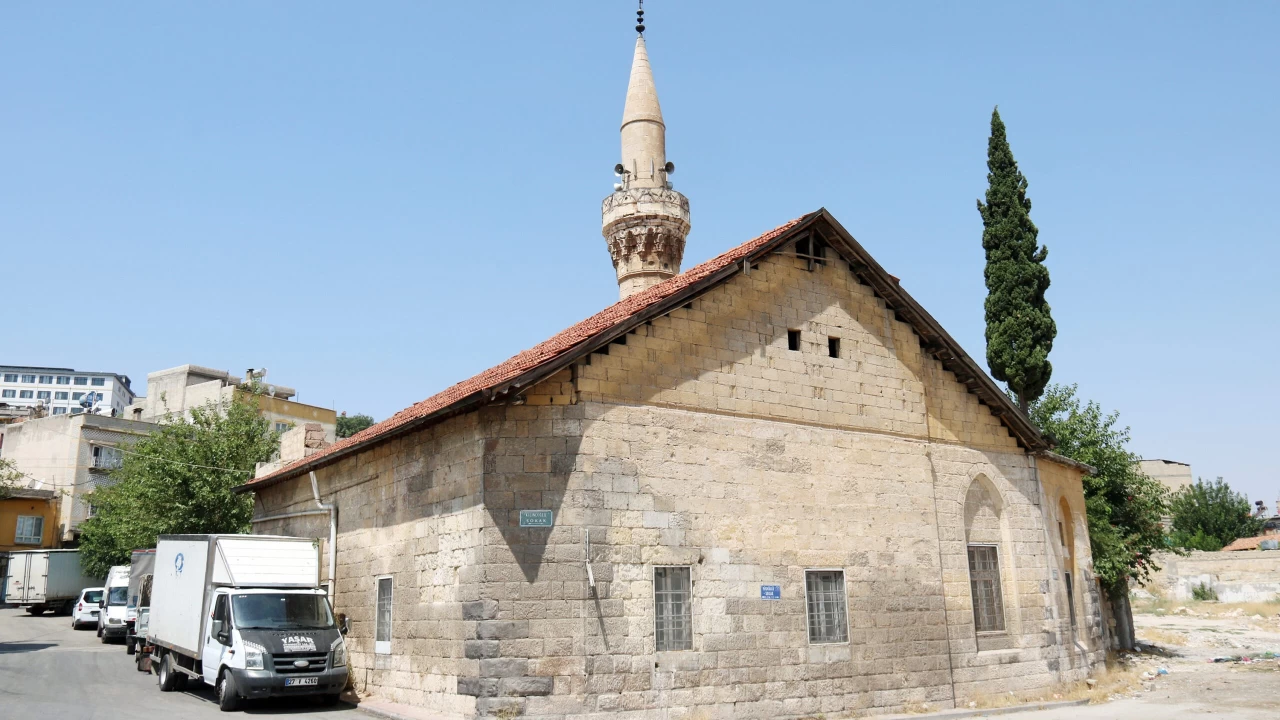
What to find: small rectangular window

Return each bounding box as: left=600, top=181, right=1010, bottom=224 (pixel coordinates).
left=71, top=407, right=84, bottom=414
left=1058, top=521, right=1066, bottom=547
left=15, top=516, right=44, bottom=545
left=1064, top=571, right=1076, bottom=628
left=91, top=377, right=106, bottom=387
left=654, top=567, right=693, bottom=651
left=2, top=373, right=17, bottom=382
left=74, top=377, right=88, bottom=386
left=805, top=570, right=849, bottom=644
left=375, top=576, right=393, bottom=654
left=38, top=375, right=53, bottom=384
left=1, top=390, right=14, bottom=398
left=19, top=390, right=33, bottom=399
left=53, top=407, right=67, bottom=415
left=968, top=545, right=1006, bottom=633
left=787, top=330, right=801, bottom=351
left=21, top=375, right=36, bottom=383
left=55, top=392, right=68, bottom=400
left=56, top=376, right=70, bottom=385
left=72, top=392, right=84, bottom=401
left=36, top=391, right=51, bottom=400
left=828, top=337, right=840, bottom=358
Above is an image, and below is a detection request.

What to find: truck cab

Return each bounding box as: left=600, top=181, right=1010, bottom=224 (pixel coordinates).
left=201, top=587, right=348, bottom=708
left=98, top=565, right=131, bottom=642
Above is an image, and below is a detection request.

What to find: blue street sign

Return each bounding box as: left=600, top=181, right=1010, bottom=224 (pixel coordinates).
left=760, top=584, right=781, bottom=600
left=519, top=510, right=554, bottom=528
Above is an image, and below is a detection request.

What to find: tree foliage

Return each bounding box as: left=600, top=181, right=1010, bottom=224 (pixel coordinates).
left=78, top=394, right=279, bottom=577
left=0, top=457, right=24, bottom=499
left=1169, top=477, right=1262, bottom=552
left=978, top=108, right=1057, bottom=412
left=1028, top=384, right=1168, bottom=594
left=336, top=412, right=375, bottom=439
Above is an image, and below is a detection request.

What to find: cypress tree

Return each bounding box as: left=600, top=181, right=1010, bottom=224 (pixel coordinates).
left=977, top=107, right=1056, bottom=412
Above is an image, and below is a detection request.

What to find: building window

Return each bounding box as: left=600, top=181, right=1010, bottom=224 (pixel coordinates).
left=74, top=377, right=87, bottom=386
left=787, top=329, right=801, bottom=351
left=53, top=407, right=67, bottom=415
left=375, top=576, right=393, bottom=654
left=274, top=422, right=292, bottom=434
left=21, top=374, right=36, bottom=383
left=1058, top=521, right=1066, bottom=547
left=19, top=390, right=33, bottom=399
left=56, top=376, right=70, bottom=385
left=15, top=516, right=44, bottom=545
left=828, top=337, right=840, bottom=358
left=38, top=375, right=53, bottom=384
left=55, top=392, right=68, bottom=400
left=91, top=377, right=106, bottom=386
left=36, top=391, right=51, bottom=400
left=1, top=390, right=14, bottom=398
left=654, top=567, right=693, bottom=651
left=92, top=446, right=124, bottom=470
left=968, top=545, right=1006, bottom=633
left=71, top=407, right=84, bottom=414
left=72, top=392, right=85, bottom=401
left=2, top=373, right=17, bottom=382
left=804, top=570, right=849, bottom=644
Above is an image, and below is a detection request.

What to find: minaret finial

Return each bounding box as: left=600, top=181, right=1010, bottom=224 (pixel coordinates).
left=636, top=0, right=645, bottom=35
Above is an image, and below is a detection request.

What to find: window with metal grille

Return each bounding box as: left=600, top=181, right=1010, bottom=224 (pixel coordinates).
left=15, top=515, right=43, bottom=545
left=375, top=576, right=393, bottom=654
left=805, top=570, right=849, bottom=644
left=967, top=545, right=1005, bottom=633
left=654, top=567, right=692, bottom=651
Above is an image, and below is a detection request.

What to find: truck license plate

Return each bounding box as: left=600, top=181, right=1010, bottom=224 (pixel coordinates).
left=285, top=677, right=318, bottom=687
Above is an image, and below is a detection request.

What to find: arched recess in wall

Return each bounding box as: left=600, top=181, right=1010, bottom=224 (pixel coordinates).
left=964, top=474, right=1008, bottom=635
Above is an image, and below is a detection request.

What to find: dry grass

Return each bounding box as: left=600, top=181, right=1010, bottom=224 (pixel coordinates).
left=1137, top=627, right=1189, bottom=646
left=1132, top=594, right=1280, bottom=620
left=965, top=655, right=1143, bottom=708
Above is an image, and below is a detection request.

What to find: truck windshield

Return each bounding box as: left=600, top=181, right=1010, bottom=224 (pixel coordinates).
left=231, top=593, right=334, bottom=631
left=107, top=587, right=128, bottom=606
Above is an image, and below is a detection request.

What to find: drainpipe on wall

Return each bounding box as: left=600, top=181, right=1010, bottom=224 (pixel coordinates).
left=249, top=471, right=337, bottom=598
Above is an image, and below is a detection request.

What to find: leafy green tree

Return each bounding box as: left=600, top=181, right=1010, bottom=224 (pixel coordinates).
left=1169, top=477, right=1262, bottom=551
left=78, top=394, right=279, bottom=577
left=336, top=412, right=375, bottom=439
left=1028, top=384, right=1168, bottom=650
left=0, top=457, right=24, bottom=499
left=978, top=107, right=1057, bottom=412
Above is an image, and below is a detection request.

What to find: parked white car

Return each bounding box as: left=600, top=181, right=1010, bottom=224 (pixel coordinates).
left=71, top=587, right=104, bottom=630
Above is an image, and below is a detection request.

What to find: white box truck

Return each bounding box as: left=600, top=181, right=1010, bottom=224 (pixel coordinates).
left=4, top=549, right=102, bottom=615
left=148, top=535, right=349, bottom=711
left=125, top=548, right=156, bottom=655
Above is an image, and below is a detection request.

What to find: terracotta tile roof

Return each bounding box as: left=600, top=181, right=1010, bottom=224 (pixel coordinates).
left=1221, top=534, right=1278, bottom=552
left=240, top=213, right=814, bottom=490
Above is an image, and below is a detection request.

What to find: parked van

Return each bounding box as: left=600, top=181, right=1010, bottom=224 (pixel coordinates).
left=97, top=565, right=131, bottom=642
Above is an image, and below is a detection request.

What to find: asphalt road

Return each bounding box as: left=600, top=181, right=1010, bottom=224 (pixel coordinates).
left=0, top=606, right=363, bottom=719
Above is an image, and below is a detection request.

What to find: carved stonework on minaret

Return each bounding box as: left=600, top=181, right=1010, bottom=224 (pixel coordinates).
left=602, top=31, right=691, bottom=301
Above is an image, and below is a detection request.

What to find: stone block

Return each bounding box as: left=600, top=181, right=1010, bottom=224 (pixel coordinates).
left=463, top=598, right=499, bottom=621
left=480, top=658, right=530, bottom=678
left=498, top=676, right=554, bottom=697
left=464, top=640, right=500, bottom=659
left=476, top=620, right=529, bottom=640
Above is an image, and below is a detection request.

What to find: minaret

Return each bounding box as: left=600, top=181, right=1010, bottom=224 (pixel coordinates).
left=602, top=2, right=691, bottom=300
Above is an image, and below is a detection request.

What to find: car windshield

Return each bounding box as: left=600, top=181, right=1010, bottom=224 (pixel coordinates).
left=83, top=590, right=103, bottom=604
left=107, top=587, right=128, bottom=606
left=231, top=593, right=334, bottom=631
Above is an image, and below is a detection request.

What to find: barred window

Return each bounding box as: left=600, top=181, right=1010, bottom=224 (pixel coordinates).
left=15, top=515, right=44, bottom=545
left=654, top=567, right=692, bottom=651
left=1064, top=571, right=1076, bottom=628
left=805, top=570, right=849, bottom=644
left=968, top=545, right=1005, bottom=633
left=375, top=576, right=393, bottom=654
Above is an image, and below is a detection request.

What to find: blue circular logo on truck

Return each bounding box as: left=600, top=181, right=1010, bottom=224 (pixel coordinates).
left=175, top=553, right=184, bottom=575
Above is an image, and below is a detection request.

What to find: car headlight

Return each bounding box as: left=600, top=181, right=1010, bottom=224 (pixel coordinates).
left=331, top=638, right=347, bottom=668
left=244, top=641, right=266, bottom=670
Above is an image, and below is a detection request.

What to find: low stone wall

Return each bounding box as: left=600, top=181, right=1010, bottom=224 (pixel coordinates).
left=1144, top=551, right=1280, bottom=602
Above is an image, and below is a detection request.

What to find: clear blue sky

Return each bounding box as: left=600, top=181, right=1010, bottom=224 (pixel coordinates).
left=4, top=3, right=1277, bottom=504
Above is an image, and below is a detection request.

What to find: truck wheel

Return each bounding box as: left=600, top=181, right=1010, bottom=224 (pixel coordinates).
left=216, top=671, right=240, bottom=712
left=126, top=638, right=136, bottom=655
left=320, top=693, right=341, bottom=707
left=100, top=626, right=110, bottom=644
left=157, top=654, right=177, bottom=692
left=97, top=623, right=104, bottom=638
left=26, top=606, right=43, bottom=615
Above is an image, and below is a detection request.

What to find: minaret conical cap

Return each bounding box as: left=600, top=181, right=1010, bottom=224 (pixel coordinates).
left=622, top=36, right=663, bottom=129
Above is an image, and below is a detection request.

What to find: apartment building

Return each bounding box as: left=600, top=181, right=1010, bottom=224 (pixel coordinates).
left=0, top=365, right=136, bottom=418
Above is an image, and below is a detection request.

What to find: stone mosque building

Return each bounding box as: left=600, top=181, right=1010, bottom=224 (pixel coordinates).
left=242, top=11, right=1106, bottom=719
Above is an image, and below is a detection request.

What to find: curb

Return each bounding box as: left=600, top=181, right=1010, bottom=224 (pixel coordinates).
left=356, top=704, right=414, bottom=720
left=881, top=699, right=1091, bottom=720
